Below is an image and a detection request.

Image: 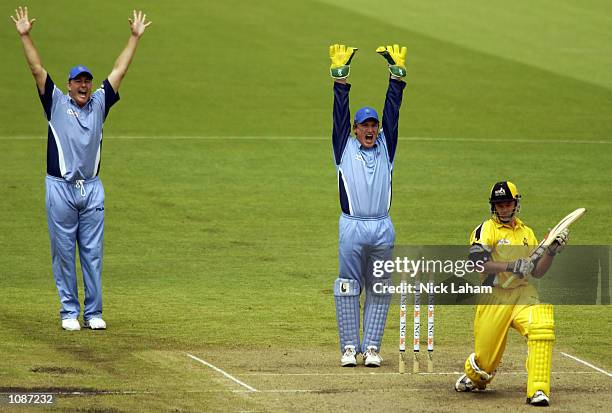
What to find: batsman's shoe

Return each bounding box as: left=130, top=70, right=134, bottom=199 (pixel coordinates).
left=527, top=390, right=550, bottom=407
left=376, top=44, right=407, bottom=78
left=84, top=317, right=106, bottom=330
left=61, top=318, right=80, bottom=331
left=341, top=345, right=358, bottom=367
left=363, top=346, right=383, bottom=367
left=455, top=374, right=478, bottom=392
left=329, top=44, right=358, bottom=79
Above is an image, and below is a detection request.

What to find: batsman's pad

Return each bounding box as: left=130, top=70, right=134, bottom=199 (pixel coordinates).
left=464, top=353, right=495, bottom=390
left=334, top=278, right=361, bottom=352
left=362, top=278, right=392, bottom=350
left=376, top=44, right=407, bottom=78
left=329, top=44, right=358, bottom=79
left=527, top=304, right=555, bottom=398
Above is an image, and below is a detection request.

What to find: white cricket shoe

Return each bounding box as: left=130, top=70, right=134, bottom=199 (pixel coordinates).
left=341, top=345, right=357, bottom=367
left=363, top=346, right=382, bottom=367
left=527, top=390, right=550, bottom=406
left=61, top=318, right=80, bottom=331
left=84, top=318, right=106, bottom=330
left=455, top=374, right=478, bottom=392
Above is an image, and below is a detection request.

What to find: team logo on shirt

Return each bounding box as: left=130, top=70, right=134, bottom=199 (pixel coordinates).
left=67, top=108, right=79, bottom=117
left=523, top=237, right=529, bottom=246
left=354, top=153, right=365, bottom=164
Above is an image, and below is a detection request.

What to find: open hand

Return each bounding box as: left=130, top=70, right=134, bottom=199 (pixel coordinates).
left=329, top=44, right=358, bottom=79
left=376, top=44, right=407, bottom=78
left=10, top=6, right=35, bottom=35
left=129, top=10, right=151, bottom=38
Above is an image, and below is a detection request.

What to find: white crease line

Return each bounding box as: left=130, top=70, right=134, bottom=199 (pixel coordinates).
left=400, top=137, right=611, bottom=145
left=240, top=372, right=459, bottom=376
left=1, top=135, right=610, bottom=144
left=560, top=352, right=612, bottom=377
left=232, top=388, right=423, bottom=394
left=186, top=353, right=258, bottom=392
left=0, top=391, right=150, bottom=395
left=239, top=370, right=600, bottom=377
left=233, top=389, right=315, bottom=394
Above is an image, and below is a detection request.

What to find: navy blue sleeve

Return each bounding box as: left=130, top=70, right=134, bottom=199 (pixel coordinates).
left=102, top=79, right=120, bottom=119
left=382, top=78, right=406, bottom=163
left=38, top=74, right=55, bottom=120
left=332, top=82, right=352, bottom=165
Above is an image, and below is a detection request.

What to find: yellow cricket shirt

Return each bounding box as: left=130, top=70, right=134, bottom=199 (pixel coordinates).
left=470, top=217, right=539, bottom=288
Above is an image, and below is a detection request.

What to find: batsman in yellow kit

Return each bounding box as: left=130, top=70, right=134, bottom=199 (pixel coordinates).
left=455, top=181, right=569, bottom=407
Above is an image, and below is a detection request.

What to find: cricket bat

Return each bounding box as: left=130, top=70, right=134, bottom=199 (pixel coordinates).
left=501, top=207, right=586, bottom=288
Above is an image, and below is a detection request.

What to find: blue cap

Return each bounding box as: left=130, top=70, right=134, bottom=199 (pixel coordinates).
left=68, top=65, right=93, bottom=81
left=354, top=106, right=379, bottom=124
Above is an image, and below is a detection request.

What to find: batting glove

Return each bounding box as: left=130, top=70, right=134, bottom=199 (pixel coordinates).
left=547, top=228, right=569, bottom=256
left=507, top=258, right=534, bottom=278
left=376, top=44, right=407, bottom=78
left=329, top=44, right=358, bottom=79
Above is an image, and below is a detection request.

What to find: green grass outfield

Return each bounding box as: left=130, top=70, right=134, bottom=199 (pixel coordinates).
left=1, top=0, right=611, bottom=411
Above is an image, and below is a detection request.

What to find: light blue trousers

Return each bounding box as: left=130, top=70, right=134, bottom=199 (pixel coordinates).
left=335, top=214, right=395, bottom=352
left=45, top=175, right=104, bottom=321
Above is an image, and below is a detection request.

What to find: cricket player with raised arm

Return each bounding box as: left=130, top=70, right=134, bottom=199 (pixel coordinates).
left=329, top=44, right=406, bottom=367
left=455, top=181, right=569, bottom=406
left=11, top=7, right=151, bottom=331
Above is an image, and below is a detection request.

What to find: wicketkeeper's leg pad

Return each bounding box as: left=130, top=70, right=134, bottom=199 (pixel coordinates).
left=334, top=278, right=361, bottom=352
left=361, top=277, right=392, bottom=351
left=464, top=353, right=496, bottom=390
left=526, top=304, right=555, bottom=398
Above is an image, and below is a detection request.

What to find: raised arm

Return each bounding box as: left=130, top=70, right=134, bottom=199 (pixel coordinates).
left=329, top=44, right=357, bottom=164
left=11, top=6, right=47, bottom=93
left=332, top=81, right=352, bottom=165
left=107, top=10, right=151, bottom=93
left=377, top=45, right=407, bottom=163
left=381, top=78, right=406, bottom=163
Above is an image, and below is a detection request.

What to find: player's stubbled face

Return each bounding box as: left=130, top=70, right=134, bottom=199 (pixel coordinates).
left=67, top=74, right=93, bottom=107
left=354, top=120, right=379, bottom=149
left=495, top=201, right=516, bottom=222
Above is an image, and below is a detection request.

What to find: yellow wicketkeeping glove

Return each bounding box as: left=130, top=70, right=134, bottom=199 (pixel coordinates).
left=376, top=44, right=407, bottom=78
left=329, top=44, right=358, bottom=79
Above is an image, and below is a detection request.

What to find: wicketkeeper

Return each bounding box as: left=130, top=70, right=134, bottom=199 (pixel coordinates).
left=11, top=7, right=151, bottom=331
left=456, top=181, right=569, bottom=406
left=329, top=44, right=407, bottom=367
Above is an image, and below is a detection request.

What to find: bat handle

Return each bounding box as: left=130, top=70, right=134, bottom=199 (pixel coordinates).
left=532, top=245, right=547, bottom=259
left=501, top=275, right=515, bottom=289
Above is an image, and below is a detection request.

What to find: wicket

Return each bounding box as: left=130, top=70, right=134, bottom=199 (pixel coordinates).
left=399, top=272, right=434, bottom=373
left=399, top=279, right=407, bottom=373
